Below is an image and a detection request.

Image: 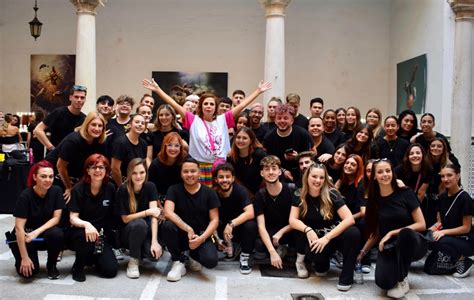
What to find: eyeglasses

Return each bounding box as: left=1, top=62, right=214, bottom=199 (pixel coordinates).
left=89, top=165, right=106, bottom=171
left=73, top=85, right=87, bottom=92
left=373, top=158, right=389, bottom=164
left=166, top=143, right=181, bottom=149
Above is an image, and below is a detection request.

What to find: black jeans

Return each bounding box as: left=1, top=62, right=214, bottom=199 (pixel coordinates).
left=120, top=218, right=153, bottom=259
left=296, top=225, right=361, bottom=285
left=375, top=228, right=428, bottom=290
left=66, top=227, right=118, bottom=278
left=431, top=235, right=474, bottom=262
left=217, top=220, right=257, bottom=254
left=255, top=226, right=297, bottom=253
left=9, top=226, right=64, bottom=278
left=161, top=220, right=218, bottom=269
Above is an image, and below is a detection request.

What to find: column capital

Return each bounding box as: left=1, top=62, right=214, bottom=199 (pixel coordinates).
left=70, top=0, right=106, bottom=16
left=259, top=0, right=291, bottom=17
left=449, top=0, right=474, bottom=20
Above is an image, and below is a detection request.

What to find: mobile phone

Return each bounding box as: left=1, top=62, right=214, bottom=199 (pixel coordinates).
left=285, top=148, right=294, bottom=154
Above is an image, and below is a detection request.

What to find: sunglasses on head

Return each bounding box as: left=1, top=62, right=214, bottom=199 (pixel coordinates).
left=73, top=85, right=87, bottom=92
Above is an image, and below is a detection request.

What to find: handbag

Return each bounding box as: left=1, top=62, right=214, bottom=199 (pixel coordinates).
left=202, top=119, right=225, bottom=171
left=424, top=250, right=456, bottom=275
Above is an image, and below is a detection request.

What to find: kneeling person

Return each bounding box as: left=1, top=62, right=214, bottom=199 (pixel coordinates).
left=163, top=158, right=220, bottom=282
left=214, top=163, right=257, bottom=274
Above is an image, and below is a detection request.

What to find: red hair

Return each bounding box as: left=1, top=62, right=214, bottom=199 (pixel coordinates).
left=340, top=154, right=364, bottom=187
left=27, top=160, right=54, bottom=188
left=81, top=154, right=111, bottom=184
left=158, top=132, right=188, bottom=165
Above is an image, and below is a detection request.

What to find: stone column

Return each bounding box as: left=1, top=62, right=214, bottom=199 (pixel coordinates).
left=449, top=0, right=474, bottom=191
left=259, top=0, right=291, bottom=104
left=70, top=0, right=106, bottom=113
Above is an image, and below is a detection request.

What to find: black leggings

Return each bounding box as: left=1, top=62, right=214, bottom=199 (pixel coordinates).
left=66, top=228, right=118, bottom=278
left=9, top=226, right=64, bottom=278
left=120, top=218, right=154, bottom=259
left=217, top=220, right=257, bottom=254
left=161, top=221, right=218, bottom=269
left=296, top=225, right=361, bottom=285
left=375, top=228, right=428, bottom=290
left=431, top=235, right=474, bottom=262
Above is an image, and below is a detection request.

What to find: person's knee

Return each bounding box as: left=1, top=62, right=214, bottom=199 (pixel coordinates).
left=129, top=219, right=148, bottom=232
left=242, top=220, right=257, bottom=233
left=100, top=264, right=118, bottom=278
left=200, top=253, right=218, bottom=269
left=375, top=275, right=396, bottom=290
left=161, top=220, right=178, bottom=233
left=398, top=227, right=415, bottom=243
left=343, top=225, right=361, bottom=242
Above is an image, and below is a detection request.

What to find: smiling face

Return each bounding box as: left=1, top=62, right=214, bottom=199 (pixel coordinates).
left=420, top=115, right=435, bottom=133
left=346, top=108, right=357, bottom=125
left=408, top=146, right=423, bottom=166
left=33, top=167, right=54, bottom=191
left=70, top=91, right=86, bottom=111
left=137, top=105, right=153, bottom=124
left=117, top=101, right=132, bottom=116
left=298, top=156, right=313, bottom=173
left=355, top=128, right=370, bottom=143
left=130, top=115, right=146, bottom=134
left=323, top=111, right=337, bottom=131
left=308, top=118, right=323, bottom=138
left=217, top=102, right=232, bottom=115
left=181, top=161, right=200, bottom=186
left=158, top=108, right=173, bottom=128
left=333, top=147, right=347, bottom=165
left=165, top=137, right=182, bottom=159
left=249, top=104, right=264, bottom=125
left=235, top=130, right=251, bottom=150
left=343, top=157, right=358, bottom=176
left=400, top=114, right=414, bottom=132
left=429, top=140, right=444, bottom=157
left=384, top=117, right=399, bottom=137
left=366, top=111, right=380, bottom=127
left=374, top=161, right=392, bottom=186
left=131, top=163, right=147, bottom=187
left=87, top=163, right=106, bottom=182
left=267, top=100, right=279, bottom=118
left=440, top=167, right=460, bottom=190
left=336, top=110, right=346, bottom=126
left=365, top=162, right=373, bottom=179
left=215, top=169, right=235, bottom=192
left=307, top=167, right=326, bottom=195
left=141, top=95, right=155, bottom=109
left=87, top=117, right=104, bottom=139
left=260, top=164, right=281, bottom=184
left=236, top=116, right=249, bottom=131
left=275, top=111, right=294, bottom=132
left=97, top=102, right=113, bottom=117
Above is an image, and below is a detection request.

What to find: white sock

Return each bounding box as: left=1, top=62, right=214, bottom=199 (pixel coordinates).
left=296, top=253, right=305, bottom=263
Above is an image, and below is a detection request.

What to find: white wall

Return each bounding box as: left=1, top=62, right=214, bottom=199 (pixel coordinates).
left=389, top=0, right=455, bottom=135
left=1, top=0, right=429, bottom=126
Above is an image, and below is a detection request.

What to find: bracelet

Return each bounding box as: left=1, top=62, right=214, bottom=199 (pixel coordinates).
left=305, top=229, right=314, bottom=235
left=144, top=210, right=148, bottom=217
left=303, top=226, right=309, bottom=233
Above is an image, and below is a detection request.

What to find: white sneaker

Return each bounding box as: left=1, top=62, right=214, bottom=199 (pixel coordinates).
left=167, top=261, right=186, bottom=282
left=337, top=282, right=352, bottom=292
left=295, top=261, right=309, bottom=278
left=387, top=282, right=406, bottom=298
left=185, top=256, right=202, bottom=272
left=126, top=258, right=140, bottom=279
left=400, top=278, right=410, bottom=295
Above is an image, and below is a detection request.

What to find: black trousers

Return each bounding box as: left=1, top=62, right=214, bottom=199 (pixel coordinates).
left=9, top=226, right=64, bottom=278
left=431, top=235, right=474, bottom=262
left=66, top=227, right=118, bottom=278
left=375, top=228, right=428, bottom=290
left=255, top=226, right=298, bottom=253
left=295, top=225, right=361, bottom=285
left=217, top=220, right=257, bottom=254
left=120, top=218, right=155, bottom=259
left=161, top=220, right=218, bottom=269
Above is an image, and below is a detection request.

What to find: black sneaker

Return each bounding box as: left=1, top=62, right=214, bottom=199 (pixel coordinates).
left=71, top=265, right=86, bottom=282
left=453, top=257, right=473, bottom=278
left=239, top=254, right=252, bottom=275
left=47, top=265, right=60, bottom=280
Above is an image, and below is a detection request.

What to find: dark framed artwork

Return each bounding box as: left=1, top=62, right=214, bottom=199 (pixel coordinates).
left=31, top=54, right=76, bottom=115
left=151, top=71, right=228, bottom=106
left=396, top=54, right=427, bottom=114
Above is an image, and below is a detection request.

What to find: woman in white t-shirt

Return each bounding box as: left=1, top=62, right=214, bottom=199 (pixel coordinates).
left=142, top=78, right=271, bottom=186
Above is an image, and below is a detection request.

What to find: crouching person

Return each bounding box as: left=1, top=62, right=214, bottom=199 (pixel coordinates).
left=162, top=158, right=220, bottom=282
left=213, top=163, right=257, bottom=274
left=67, top=154, right=118, bottom=282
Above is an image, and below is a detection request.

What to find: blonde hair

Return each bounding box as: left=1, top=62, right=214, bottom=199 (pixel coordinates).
left=78, top=112, right=107, bottom=143
left=299, top=163, right=336, bottom=220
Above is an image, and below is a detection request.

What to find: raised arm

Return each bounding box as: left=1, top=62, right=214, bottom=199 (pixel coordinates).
left=231, top=80, right=272, bottom=118
left=33, top=122, right=54, bottom=150
left=142, top=78, right=186, bottom=119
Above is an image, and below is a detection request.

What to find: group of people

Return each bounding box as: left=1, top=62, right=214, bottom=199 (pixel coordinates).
left=4, top=79, right=473, bottom=298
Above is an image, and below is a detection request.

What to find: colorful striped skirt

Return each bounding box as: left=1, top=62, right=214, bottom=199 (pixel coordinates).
left=199, top=162, right=213, bottom=187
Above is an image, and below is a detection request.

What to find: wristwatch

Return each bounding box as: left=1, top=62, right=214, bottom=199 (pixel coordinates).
left=228, top=221, right=235, bottom=228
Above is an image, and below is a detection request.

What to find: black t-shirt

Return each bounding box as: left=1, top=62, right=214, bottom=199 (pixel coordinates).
left=324, top=128, right=346, bottom=148
left=148, top=158, right=182, bottom=196
left=106, top=118, right=129, bottom=158
left=218, top=183, right=252, bottom=223
left=254, top=183, right=294, bottom=230
left=140, top=131, right=153, bottom=146
left=293, top=114, right=309, bottom=129
left=14, top=186, right=65, bottom=230
left=263, top=126, right=313, bottom=178
left=291, top=189, right=345, bottom=230
left=151, top=128, right=189, bottom=158
left=438, top=190, right=473, bottom=237
left=262, top=122, right=276, bottom=132
left=166, top=183, right=221, bottom=233
left=43, top=106, right=86, bottom=146
left=378, top=188, right=420, bottom=238
left=371, top=137, right=409, bottom=168
left=116, top=182, right=159, bottom=216
left=338, top=182, right=363, bottom=214
left=112, top=134, right=148, bottom=176
left=394, top=165, right=433, bottom=193
left=69, top=181, right=116, bottom=230
left=252, top=125, right=269, bottom=144
left=316, top=136, right=336, bottom=156
left=228, top=148, right=267, bottom=194
left=324, top=163, right=343, bottom=184
left=46, top=131, right=107, bottom=179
